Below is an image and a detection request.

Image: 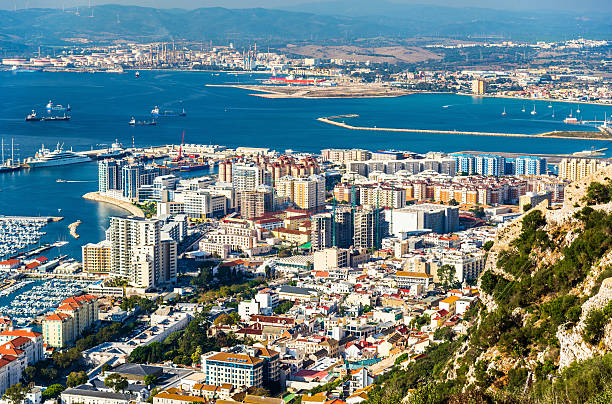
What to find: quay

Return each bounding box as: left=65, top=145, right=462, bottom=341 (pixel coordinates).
left=318, top=115, right=612, bottom=141
left=83, top=192, right=145, bottom=217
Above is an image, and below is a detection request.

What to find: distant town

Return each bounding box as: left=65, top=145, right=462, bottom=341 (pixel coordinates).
left=0, top=140, right=608, bottom=404
left=2, top=38, right=612, bottom=105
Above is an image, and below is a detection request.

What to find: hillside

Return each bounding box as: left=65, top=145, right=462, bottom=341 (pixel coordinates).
left=0, top=4, right=610, bottom=48
left=368, top=167, right=612, bottom=403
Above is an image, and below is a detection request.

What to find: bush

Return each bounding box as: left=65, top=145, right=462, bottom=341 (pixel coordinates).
left=583, top=300, right=612, bottom=345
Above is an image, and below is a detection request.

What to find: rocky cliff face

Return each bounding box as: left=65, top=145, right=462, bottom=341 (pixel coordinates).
left=558, top=278, right=612, bottom=368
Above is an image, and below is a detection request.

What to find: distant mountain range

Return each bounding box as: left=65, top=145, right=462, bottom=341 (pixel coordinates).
left=0, top=4, right=609, bottom=49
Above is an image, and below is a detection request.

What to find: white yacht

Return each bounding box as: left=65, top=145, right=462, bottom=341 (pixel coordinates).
left=27, top=143, right=91, bottom=168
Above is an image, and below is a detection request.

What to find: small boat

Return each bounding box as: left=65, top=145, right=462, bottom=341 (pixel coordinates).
left=530, top=105, right=537, bottom=115
left=25, top=110, right=40, bottom=121
left=135, top=71, right=140, bottom=78
left=129, top=117, right=136, bottom=126
left=501, top=107, right=507, bottom=116
left=151, top=106, right=160, bottom=116
left=56, top=179, right=67, bottom=183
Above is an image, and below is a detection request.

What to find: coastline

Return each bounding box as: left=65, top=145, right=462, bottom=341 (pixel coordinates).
left=318, top=115, right=611, bottom=141
left=83, top=192, right=145, bottom=218
left=458, top=92, right=612, bottom=107
left=205, top=84, right=412, bottom=99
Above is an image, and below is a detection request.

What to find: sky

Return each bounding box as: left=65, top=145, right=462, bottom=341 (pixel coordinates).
left=1, top=0, right=611, bottom=12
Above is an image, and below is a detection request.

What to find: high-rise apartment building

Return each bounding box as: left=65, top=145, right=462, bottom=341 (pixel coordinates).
left=98, top=160, right=123, bottom=192
left=232, top=163, right=268, bottom=192
left=471, top=78, right=487, bottom=95
left=240, top=186, right=274, bottom=219
left=106, top=216, right=175, bottom=289
left=81, top=240, right=111, bottom=273
left=276, top=175, right=326, bottom=210
left=311, top=206, right=353, bottom=251
left=558, top=158, right=610, bottom=182
left=515, top=156, right=547, bottom=176
left=474, top=155, right=504, bottom=177
left=353, top=207, right=386, bottom=250
left=359, top=185, right=405, bottom=209
left=122, top=164, right=142, bottom=199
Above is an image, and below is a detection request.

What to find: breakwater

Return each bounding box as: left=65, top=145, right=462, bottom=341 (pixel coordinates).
left=318, top=115, right=610, bottom=141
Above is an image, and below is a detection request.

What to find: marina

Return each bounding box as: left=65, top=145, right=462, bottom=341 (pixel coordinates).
left=0, top=216, right=59, bottom=259
left=0, top=278, right=92, bottom=327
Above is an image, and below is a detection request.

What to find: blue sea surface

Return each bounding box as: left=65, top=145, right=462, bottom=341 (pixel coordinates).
left=1, top=70, right=611, bottom=259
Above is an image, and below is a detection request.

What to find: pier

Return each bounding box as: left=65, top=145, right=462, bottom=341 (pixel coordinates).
left=318, top=115, right=612, bottom=141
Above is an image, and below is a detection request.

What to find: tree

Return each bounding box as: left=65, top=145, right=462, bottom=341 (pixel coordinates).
left=437, top=264, right=457, bottom=290
left=273, top=300, right=294, bottom=315
left=67, top=371, right=88, bottom=388
left=449, top=199, right=459, bottom=206
left=483, top=241, right=494, bottom=251
left=143, top=375, right=158, bottom=386
left=214, top=313, right=234, bottom=326
left=191, top=346, right=203, bottom=365
left=42, top=384, right=65, bottom=400
left=23, top=366, right=37, bottom=382
left=523, top=203, right=532, bottom=212
left=105, top=373, right=128, bottom=393
left=3, top=383, right=31, bottom=404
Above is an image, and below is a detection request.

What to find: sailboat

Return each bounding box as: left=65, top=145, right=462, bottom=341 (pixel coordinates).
left=576, top=105, right=581, bottom=114
left=548, top=102, right=552, bottom=108
left=501, top=107, right=507, bottom=116
left=530, top=105, right=537, bottom=115
left=521, top=104, right=526, bottom=113
left=551, top=108, right=555, bottom=118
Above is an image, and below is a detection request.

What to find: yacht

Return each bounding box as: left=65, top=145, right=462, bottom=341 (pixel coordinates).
left=530, top=105, right=537, bottom=115
left=26, top=143, right=91, bottom=168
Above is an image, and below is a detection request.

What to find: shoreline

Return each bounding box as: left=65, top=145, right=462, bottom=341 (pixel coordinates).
left=318, top=115, right=611, bottom=141
left=83, top=192, right=145, bottom=218
left=457, top=92, right=612, bottom=107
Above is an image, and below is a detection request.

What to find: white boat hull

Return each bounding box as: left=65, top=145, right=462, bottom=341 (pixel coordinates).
left=28, top=156, right=91, bottom=168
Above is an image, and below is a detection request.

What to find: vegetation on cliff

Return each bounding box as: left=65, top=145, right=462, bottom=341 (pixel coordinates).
left=368, top=185, right=612, bottom=403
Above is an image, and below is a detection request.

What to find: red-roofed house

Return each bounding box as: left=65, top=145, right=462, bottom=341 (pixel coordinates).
left=0, top=330, right=43, bottom=366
